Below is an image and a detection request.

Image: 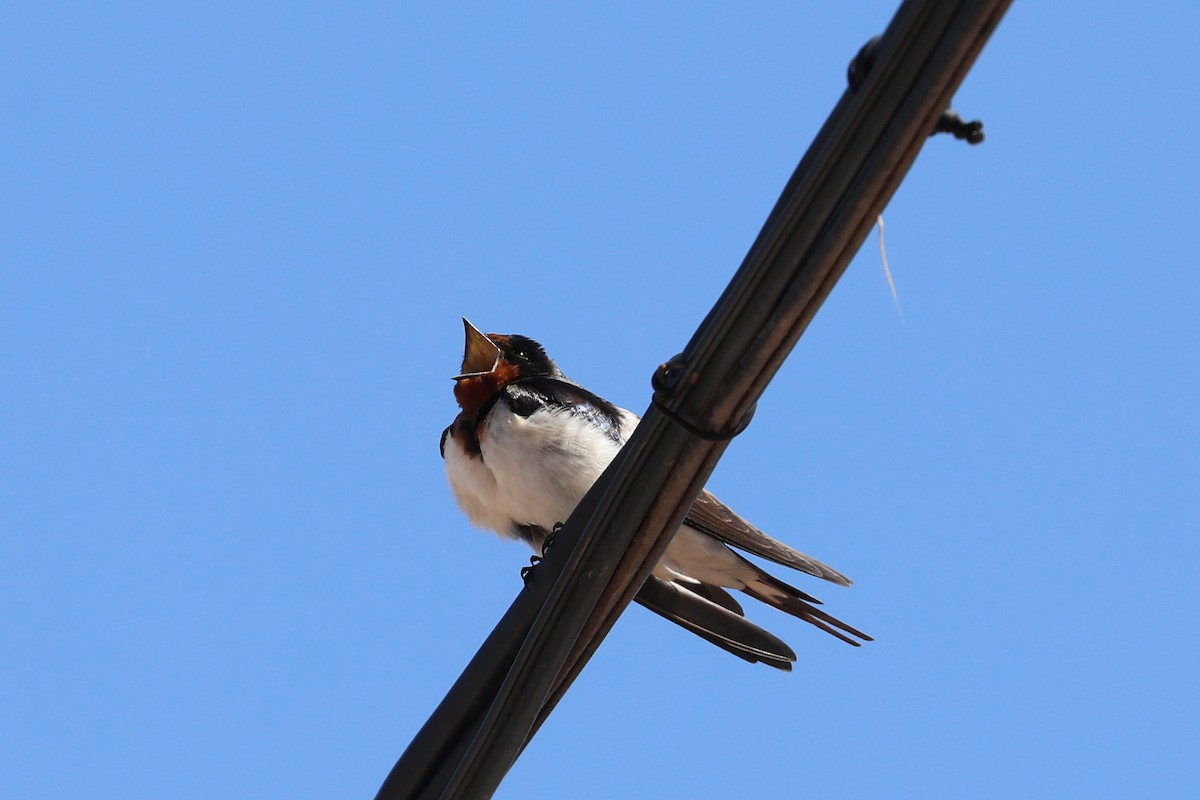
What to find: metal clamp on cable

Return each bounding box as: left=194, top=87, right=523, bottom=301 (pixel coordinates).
left=849, top=35, right=985, bottom=145
left=651, top=355, right=756, bottom=442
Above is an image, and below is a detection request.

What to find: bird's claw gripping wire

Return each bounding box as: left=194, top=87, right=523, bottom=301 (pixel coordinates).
left=519, top=522, right=566, bottom=584
left=519, top=556, right=542, bottom=584
left=542, top=522, right=564, bottom=554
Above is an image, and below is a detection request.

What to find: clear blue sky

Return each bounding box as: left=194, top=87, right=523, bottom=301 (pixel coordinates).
left=4, top=3, right=1197, bottom=798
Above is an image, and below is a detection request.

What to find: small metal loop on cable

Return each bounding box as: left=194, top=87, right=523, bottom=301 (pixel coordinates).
left=651, top=355, right=756, bottom=442
left=848, top=35, right=985, bottom=146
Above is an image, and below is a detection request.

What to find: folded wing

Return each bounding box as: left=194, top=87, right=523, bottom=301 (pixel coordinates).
left=685, top=490, right=852, bottom=586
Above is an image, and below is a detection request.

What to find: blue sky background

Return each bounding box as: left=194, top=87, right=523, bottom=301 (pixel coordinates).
left=3, top=3, right=1198, bottom=798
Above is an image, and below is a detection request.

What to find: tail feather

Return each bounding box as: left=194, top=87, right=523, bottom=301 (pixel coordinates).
left=743, top=569, right=873, bottom=646
left=680, top=581, right=746, bottom=616
left=636, top=576, right=797, bottom=670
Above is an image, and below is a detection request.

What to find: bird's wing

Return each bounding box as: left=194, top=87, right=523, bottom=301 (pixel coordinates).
left=635, top=575, right=796, bottom=670
left=685, top=489, right=852, bottom=586
left=503, top=377, right=625, bottom=443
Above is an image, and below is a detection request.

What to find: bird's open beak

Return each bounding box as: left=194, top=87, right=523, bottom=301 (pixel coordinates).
left=454, top=318, right=501, bottom=380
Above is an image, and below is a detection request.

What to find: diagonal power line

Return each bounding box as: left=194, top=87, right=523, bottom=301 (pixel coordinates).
left=378, top=1, right=1012, bottom=797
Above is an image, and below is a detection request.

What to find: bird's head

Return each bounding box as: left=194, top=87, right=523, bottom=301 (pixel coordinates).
left=453, top=318, right=561, bottom=411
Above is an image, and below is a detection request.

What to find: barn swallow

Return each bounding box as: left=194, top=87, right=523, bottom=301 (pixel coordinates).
left=441, top=319, right=870, bottom=670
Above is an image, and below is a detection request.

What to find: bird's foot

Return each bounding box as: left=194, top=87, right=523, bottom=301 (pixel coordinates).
left=541, top=522, right=565, bottom=556
left=520, top=554, right=543, bottom=584
left=520, top=523, right=567, bottom=584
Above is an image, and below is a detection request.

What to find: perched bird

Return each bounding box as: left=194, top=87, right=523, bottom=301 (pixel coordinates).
left=441, top=319, right=871, bottom=670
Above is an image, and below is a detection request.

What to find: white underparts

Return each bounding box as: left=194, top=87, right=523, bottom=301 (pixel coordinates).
left=444, top=402, right=759, bottom=589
